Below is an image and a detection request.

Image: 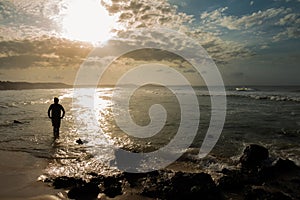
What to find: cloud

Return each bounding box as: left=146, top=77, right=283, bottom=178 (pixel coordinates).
left=0, top=0, right=255, bottom=66
left=0, top=0, right=60, bottom=40
left=102, top=0, right=194, bottom=30
left=273, top=27, right=300, bottom=41
left=276, top=13, right=300, bottom=26
left=0, top=37, right=92, bottom=69
left=200, top=7, right=292, bottom=31
left=100, top=1, right=254, bottom=64
left=1, top=0, right=297, bottom=76
left=186, top=30, right=253, bottom=64
left=273, top=12, right=300, bottom=41
left=199, top=5, right=300, bottom=45
left=183, top=69, right=195, bottom=73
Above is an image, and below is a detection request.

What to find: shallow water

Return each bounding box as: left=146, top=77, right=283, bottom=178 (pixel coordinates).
left=0, top=86, right=299, bottom=181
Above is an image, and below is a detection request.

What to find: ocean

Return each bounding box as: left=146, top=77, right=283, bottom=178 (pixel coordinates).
left=0, top=86, right=299, bottom=198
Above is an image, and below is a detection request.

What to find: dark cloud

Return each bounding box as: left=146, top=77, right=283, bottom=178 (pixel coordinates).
left=0, top=37, right=92, bottom=69
left=122, top=48, right=184, bottom=61
left=183, top=69, right=196, bottom=73
left=0, top=55, right=42, bottom=68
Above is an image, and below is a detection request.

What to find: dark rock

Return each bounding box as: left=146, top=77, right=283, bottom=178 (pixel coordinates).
left=168, top=172, right=222, bottom=200
left=273, top=158, right=299, bottom=172
left=103, top=175, right=123, bottom=198
left=53, top=176, right=84, bottom=189
left=140, top=170, right=172, bottom=198
left=90, top=174, right=106, bottom=186
left=259, top=158, right=300, bottom=181
left=13, top=120, right=22, bottom=124
left=218, top=171, right=244, bottom=191
left=76, top=138, right=83, bottom=145
left=68, top=182, right=100, bottom=200
left=141, top=170, right=223, bottom=200
left=220, top=168, right=233, bottom=175
left=123, top=171, right=151, bottom=188
left=87, top=172, right=99, bottom=177
left=55, top=174, right=124, bottom=199
left=244, top=187, right=292, bottom=200
left=240, top=144, right=269, bottom=170
left=218, top=166, right=264, bottom=193
left=103, top=182, right=122, bottom=198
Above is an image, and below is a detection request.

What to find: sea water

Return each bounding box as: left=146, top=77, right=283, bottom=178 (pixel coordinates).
left=0, top=86, right=299, bottom=180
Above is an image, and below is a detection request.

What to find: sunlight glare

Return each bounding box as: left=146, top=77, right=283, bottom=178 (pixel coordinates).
left=61, top=0, right=116, bottom=45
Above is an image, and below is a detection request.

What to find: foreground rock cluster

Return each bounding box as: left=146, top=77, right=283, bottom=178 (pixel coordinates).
left=43, top=144, right=300, bottom=200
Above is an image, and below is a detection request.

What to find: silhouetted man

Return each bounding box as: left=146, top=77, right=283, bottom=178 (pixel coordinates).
left=48, top=97, right=65, bottom=138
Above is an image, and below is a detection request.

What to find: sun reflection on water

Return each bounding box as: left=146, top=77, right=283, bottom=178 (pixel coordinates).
left=45, top=88, right=119, bottom=178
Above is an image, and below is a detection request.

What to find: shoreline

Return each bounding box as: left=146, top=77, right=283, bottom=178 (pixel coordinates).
left=1, top=144, right=299, bottom=199
left=0, top=150, right=62, bottom=199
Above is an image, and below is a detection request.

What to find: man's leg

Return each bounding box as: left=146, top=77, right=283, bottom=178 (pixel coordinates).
left=56, top=127, right=60, bottom=138
left=53, top=126, right=59, bottom=138
left=52, top=118, right=61, bottom=139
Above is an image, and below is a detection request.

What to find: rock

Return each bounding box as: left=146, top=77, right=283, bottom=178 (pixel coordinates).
left=244, top=187, right=292, bottom=200
left=123, top=171, right=150, bottom=188
left=53, top=174, right=124, bottom=199
left=240, top=144, right=269, bottom=170
left=273, top=158, right=299, bottom=172
left=141, top=170, right=223, bottom=200
left=68, top=182, right=100, bottom=200
left=53, top=176, right=84, bottom=189
left=37, top=175, right=52, bottom=183
left=220, top=168, right=234, bottom=175
left=168, top=171, right=222, bottom=200
left=45, top=144, right=300, bottom=200
left=13, top=120, right=22, bottom=124
left=89, top=174, right=106, bottom=186
left=103, top=175, right=123, bottom=198
left=259, top=158, right=300, bottom=180
left=103, top=182, right=122, bottom=198
left=218, top=170, right=244, bottom=191
left=140, top=170, right=172, bottom=198
left=76, top=138, right=83, bottom=145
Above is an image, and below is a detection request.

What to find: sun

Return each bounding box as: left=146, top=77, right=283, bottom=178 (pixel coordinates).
left=61, top=0, right=116, bottom=45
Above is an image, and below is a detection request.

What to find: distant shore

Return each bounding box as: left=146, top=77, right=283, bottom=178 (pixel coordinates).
left=1, top=81, right=299, bottom=91
left=0, top=81, right=72, bottom=90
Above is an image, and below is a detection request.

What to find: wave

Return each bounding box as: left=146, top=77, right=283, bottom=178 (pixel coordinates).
left=0, top=102, right=19, bottom=108
left=227, top=93, right=300, bottom=102
left=194, top=92, right=300, bottom=102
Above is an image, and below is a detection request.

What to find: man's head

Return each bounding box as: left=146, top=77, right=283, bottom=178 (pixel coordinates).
left=54, top=97, right=59, bottom=104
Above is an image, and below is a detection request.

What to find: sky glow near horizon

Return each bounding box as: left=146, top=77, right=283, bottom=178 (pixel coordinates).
left=0, top=0, right=299, bottom=85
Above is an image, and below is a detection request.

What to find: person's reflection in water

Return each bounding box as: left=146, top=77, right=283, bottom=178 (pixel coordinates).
left=48, top=97, right=65, bottom=139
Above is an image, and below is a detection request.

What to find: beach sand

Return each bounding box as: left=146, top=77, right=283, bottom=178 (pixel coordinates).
left=0, top=150, right=62, bottom=200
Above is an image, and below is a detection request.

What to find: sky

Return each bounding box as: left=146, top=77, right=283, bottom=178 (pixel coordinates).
left=0, top=0, right=299, bottom=86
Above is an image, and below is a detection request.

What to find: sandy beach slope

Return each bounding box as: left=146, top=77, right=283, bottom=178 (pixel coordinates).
left=0, top=150, right=61, bottom=200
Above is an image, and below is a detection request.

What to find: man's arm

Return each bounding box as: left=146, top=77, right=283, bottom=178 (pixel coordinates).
left=48, top=105, right=52, bottom=118
left=61, top=105, right=65, bottom=118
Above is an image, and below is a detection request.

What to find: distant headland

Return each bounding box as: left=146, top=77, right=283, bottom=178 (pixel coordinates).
left=0, top=81, right=72, bottom=90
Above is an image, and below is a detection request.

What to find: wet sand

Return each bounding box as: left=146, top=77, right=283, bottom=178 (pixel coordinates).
left=0, top=150, right=62, bottom=199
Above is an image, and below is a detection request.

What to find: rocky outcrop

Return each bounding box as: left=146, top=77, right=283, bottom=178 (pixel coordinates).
left=42, top=144, right=300, bottom=200
left=219, top=144, right=300, bottom=200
